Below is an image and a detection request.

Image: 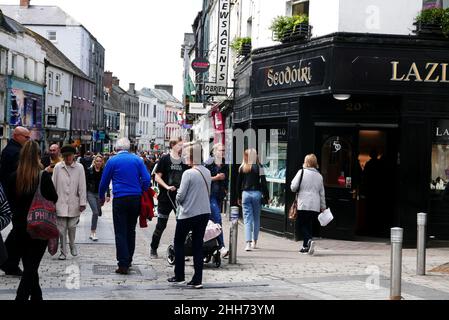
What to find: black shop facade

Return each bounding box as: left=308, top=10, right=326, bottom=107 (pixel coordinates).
left=232, top=32, right=449, bottom=244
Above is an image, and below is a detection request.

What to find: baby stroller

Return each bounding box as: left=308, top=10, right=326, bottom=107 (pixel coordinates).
left=166, top=221, right=222, bottom=268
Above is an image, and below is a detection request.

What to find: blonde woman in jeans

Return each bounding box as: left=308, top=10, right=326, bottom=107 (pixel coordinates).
left=291, top=154, right=326, bottom=255
left=236, top=149, right=269, bottom=252
left=86, top=155, right=110, bottom=241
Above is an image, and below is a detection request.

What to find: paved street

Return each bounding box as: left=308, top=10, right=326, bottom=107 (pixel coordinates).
left=1, top=201, right=449, bottom=300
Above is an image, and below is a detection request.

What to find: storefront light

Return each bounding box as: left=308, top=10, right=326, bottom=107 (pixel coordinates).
left=333, top=94, right=351, bottom=101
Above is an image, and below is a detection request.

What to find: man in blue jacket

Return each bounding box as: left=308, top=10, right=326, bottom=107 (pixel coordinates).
left=99, top=138, right=151, bottom=274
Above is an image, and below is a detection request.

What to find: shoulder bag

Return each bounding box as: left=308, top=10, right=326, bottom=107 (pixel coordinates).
left=27, top=172, right=59, bottom=240
left=288, top=169, right=304, bottom=221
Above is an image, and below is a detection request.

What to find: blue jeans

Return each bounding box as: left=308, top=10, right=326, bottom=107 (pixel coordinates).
left=174, top=214, right=209, bottom=283
left=87, top=192, right=102, bottom=231
left=209, top=195, right=224, bottom=248
left=112, top=196, right=141, bottom=268
left=242, top=191, right=262, bottom=243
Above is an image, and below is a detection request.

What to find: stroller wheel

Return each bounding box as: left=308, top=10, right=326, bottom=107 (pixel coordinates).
left=213, top=251, right=221, bottom=268
left=166, top=245, right=175, bottom=265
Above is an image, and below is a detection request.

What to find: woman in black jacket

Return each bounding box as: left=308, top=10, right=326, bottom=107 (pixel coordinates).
left=6, top=141, right=58, bottom=301
left=236, top=149, right=269, bottom=252
left=86, top=154, right=110, bottom=241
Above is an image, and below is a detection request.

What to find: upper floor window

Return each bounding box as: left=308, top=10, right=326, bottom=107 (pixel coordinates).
left=11, top=54, right=17, bottom=75
left=47, top=31, right=57, bottom=42
left=288, top=0, right=309, bottom=17
left=55, top=74, right=61, bottom=94
left=48, top=71, right=54, bottom=93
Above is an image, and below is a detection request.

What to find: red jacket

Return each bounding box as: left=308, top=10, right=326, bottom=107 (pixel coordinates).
left=140, top=187, right=156, bottom=228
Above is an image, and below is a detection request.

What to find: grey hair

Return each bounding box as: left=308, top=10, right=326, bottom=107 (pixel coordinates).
left=115, top=138, right=131, bottom=151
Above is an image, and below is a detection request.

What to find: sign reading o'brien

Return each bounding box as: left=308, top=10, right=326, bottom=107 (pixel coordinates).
left=256, top=56, right=325, bottom=93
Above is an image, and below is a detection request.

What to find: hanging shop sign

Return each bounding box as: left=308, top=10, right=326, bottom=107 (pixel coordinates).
left=204, top=0, right=230, bottom=96
left=191, top=57, right=210, bottom=73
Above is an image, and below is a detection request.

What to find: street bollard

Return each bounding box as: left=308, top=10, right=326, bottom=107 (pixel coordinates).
left=390, top=228, right=403, bottom=300
left=229, top=206, right=239, bottom=264
left=417, top=213, right=427, bottom=276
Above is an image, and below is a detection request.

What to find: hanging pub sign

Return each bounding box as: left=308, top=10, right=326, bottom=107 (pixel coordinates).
left=204, top=0, right=230, bottom=96
left=256, top=56, right=326, bottom=93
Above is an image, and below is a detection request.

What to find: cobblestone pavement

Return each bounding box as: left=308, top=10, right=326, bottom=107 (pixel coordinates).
left=1, top=201, right=449, bottom=300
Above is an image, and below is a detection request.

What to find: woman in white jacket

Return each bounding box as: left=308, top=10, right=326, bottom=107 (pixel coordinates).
left=52, top=145, right=87, bottom=260
left=291, top=154, right=326, bottom=255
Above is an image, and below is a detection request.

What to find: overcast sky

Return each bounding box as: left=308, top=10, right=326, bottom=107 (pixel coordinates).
left=1, top=0, right=203, bottom=100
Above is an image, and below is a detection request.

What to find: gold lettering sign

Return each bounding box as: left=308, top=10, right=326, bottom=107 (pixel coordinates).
left=391, top=61, right=449, bottom=83
left=266, top=64, right=312, bottom=88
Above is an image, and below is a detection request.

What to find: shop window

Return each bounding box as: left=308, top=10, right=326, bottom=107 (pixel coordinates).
left=321, top=136, right=353, bottom=188
left=260, top=129, right=287, bottom=214
left=430, top=144, right=449, bottom=191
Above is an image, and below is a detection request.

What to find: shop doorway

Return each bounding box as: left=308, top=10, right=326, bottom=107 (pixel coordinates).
left=315, top=125, right=399, bottom=240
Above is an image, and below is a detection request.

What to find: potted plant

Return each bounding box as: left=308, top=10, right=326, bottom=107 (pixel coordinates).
left=230, top=37, right=252, bottom=56
left=269, top=14, right=312, bottom=43
left=414, top=7, right=449, bottom=38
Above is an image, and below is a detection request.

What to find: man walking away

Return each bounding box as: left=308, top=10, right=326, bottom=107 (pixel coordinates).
left=98, top=138, right=151, bottom=274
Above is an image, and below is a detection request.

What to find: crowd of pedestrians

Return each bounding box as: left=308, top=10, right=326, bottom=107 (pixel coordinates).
left=0, top=128, right=327, bottom=297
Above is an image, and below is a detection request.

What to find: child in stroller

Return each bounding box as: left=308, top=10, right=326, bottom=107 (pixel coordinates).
left=166, top=220, right=222, bottom=268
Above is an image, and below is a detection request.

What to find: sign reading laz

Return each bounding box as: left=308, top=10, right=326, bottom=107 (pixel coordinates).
left=256, top=56, right=325, bottom=93
left=433, top=119, right=449, bottom=143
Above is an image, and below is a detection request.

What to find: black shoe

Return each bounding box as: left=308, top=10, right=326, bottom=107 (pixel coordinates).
left=115, top=267, right=129, bottom=275
left=167, top=276, right=185, bottom=284
left=299, top=247, right=309, bottom=254
left=186, top=280, right=203, bottom=289
left=1, top=267, right=23, bottom=277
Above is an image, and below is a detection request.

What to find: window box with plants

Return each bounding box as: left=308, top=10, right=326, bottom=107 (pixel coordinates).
left=269, top=14, right=312, bottom=43
left=231, top=37, right=252, bottom=56
left=414, top=7, right=449, bottom=38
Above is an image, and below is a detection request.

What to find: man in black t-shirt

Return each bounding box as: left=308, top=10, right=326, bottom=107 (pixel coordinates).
left=150, top=137, right=188, bottom=258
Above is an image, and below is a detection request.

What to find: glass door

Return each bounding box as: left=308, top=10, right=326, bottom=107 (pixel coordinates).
left=316, top=127, right=360, bottom=240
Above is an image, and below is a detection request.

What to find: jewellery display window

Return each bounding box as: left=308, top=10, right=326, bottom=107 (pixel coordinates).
left=262, top=141, right=287, bottom=214
left=430, top=143, right=449, bottom=191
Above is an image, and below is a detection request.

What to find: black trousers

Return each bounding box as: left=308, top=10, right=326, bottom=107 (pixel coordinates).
left=296, top=210, right=319, bottom=248
left=174, top=214, right=209, bottom=284
left=15, top=231, right=47, bottom=301
left=150, top=203, right=173, bottom=251
left=0, top=228, right=21, bottom=272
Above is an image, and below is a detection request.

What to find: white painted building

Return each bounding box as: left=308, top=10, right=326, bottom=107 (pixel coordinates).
left=137, top=94, right=155, bottom=151
left=0, top=13, right=45, bottom=148
left=1, top=1, right=106, bottom=147
left=140, top=88, right=166, bottom=151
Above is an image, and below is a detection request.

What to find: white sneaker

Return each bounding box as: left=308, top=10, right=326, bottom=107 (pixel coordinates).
left=58, top=253, right=66, bottom=260
left=220, top=247, right=229, bottom=258
left=245, top=243, right=252, bottom=251
left=308, top=241, right=315, bottom=255
left=70, top=245, right=78, bottom=257
left=251, top=241, right=257, bottom=249
left=91, top=234, right=98, bottom=242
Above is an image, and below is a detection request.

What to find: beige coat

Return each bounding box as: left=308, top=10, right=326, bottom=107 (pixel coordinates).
left=52, top=161, right=87, bottom=218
